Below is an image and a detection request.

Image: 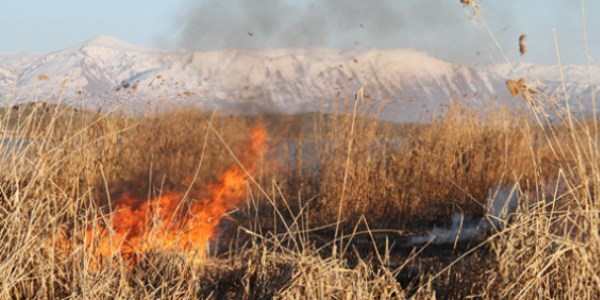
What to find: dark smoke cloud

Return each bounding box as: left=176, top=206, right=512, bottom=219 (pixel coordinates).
left=176, top=0, right=493, bottom=61
left=178, top=0, right=403, bottom=48
left=174, top=0, right=598, bottom=64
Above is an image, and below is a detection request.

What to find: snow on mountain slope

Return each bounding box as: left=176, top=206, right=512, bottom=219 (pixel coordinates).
left=0, top=52, right=40, bottom=72
left=0, top=36, right=596, bottom=121
left=0, top=67, right=15, bottom=97
left=0, top=52, right=41, bottom=100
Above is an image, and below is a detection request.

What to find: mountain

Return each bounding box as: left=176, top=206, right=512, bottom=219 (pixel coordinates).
left=0, top=36, right=596, bottom=122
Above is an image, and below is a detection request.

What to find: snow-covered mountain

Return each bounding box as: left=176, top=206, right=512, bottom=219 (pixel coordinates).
left=0, top=36, right=597, bottom=122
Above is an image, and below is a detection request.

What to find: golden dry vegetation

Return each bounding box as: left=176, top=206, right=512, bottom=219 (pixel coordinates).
left=1, top=89, right=599, bottom=299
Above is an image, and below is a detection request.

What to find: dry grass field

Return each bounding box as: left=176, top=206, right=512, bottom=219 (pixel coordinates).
left=1, top=84, right=600, bottom=299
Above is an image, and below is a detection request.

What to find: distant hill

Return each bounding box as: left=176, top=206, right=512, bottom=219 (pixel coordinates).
left=0, top=35, right=598, bottom=122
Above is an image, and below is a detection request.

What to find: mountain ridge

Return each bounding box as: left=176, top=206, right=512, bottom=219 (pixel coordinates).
left=0, top=35, right=596, bottom=121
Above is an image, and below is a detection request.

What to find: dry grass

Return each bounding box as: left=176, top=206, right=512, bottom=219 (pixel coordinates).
left=1, top=78, right=600, bottom=299
left=305, top=103, right=539, bottom=227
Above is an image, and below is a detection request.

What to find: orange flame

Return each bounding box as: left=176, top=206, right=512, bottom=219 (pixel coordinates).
left=87, top=125, right=267, bottom=265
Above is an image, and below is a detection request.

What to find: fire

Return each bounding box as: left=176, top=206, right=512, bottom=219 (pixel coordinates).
left=87, top=125, right=267, bottom=265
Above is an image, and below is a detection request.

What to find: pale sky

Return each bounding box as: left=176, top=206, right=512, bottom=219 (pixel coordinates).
left=1, top=0, right=599, bottom=65
left=0, top=0, right=179, bottom=52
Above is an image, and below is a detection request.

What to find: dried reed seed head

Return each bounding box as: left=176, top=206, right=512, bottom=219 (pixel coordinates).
left=519, top=34, right=527, bottom=56
left=459, top=0, right=481, bottom=16
left=506, top=79, right=521, bottom=97
left=519, top=34, right=527, bottom=42
left=506, top=78, right=537, bottom=102
left=460, top=0, right=480, bottom=8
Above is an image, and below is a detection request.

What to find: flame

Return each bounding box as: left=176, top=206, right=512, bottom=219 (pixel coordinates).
left=87, top=125, right=267, bottom=265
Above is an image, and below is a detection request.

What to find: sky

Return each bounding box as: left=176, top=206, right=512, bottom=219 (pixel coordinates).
left=1, top=0, right=599, bottom=65
left=0, top=0, right=180, bottom=52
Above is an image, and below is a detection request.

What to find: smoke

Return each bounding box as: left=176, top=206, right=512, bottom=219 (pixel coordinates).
left=406, top=185, right=520, bottom=246
left=174, top=1, right=597, bottom=64
left=175, top=0, right=497, bottom=63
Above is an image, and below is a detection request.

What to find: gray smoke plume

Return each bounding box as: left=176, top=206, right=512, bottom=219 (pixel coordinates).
left=174, top=1, right=598, bottom=65
left=406, top=185, right=520, bottom=246
left=175, top=0, right=499, bottom=63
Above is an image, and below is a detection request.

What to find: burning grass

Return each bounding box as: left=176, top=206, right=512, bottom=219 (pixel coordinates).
left=86, top=125, right=266, bottom=266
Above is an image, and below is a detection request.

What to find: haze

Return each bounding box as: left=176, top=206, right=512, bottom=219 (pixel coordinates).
left=1, top=0, right=599, bottom=65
